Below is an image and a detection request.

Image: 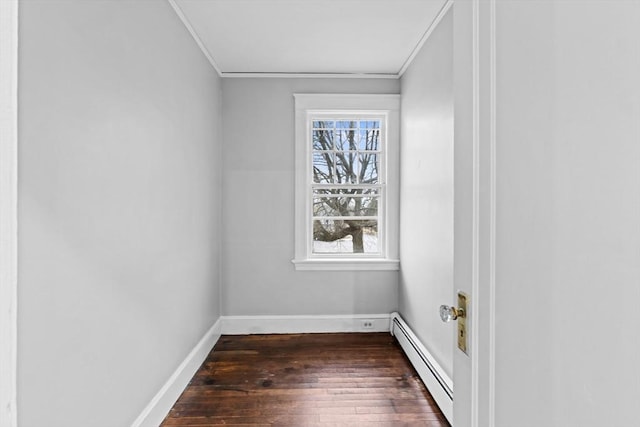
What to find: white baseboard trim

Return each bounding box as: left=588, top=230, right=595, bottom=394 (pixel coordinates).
left=390, top=312, right=453, bottom=424
left=130, top=318, right=222, bottom=427
left=221, top=314, right=391, bottom=335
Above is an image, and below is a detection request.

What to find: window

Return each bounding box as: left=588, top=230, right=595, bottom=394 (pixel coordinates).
left=311, top=117, right=383, bottom=254
left=292, top=94, right=400, bottom=271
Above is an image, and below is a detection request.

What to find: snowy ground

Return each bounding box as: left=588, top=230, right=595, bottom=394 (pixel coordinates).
left=312, top=233, right=378, bottom=254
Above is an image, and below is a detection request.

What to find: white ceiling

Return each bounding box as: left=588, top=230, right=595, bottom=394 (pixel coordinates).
left=172, top=0, right=449, bottom=77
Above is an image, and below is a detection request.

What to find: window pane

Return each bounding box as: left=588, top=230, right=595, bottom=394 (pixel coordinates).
left=335, top=152, right=358, bottom=184
left=358, top=153, right=379, bottom=184
left=313, top=152, right=334, bottom=183
left=335, top=129, right=358, bottom=151
left=313, top=219, right=379, bottom=254
left=359, top=120, right=380, bottom=129
left=312, top=129, right=333, bottom=150
left=313, top=195, right=378, bottom=217
left=312, top=120, right=334, bottom=128
left=335, top=120, right=356, bottom=129
left=358, top=129, right=381, bottom=151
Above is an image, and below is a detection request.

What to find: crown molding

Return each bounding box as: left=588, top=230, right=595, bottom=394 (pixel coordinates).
left=398, top=0, right=453, bottom=77
left=221, top=72, right=399, bottom=79
left=167, top=0, right=223, bottom=77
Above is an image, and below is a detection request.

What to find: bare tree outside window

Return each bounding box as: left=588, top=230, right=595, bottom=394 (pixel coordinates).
left=311, top=119, right=382, bottom=253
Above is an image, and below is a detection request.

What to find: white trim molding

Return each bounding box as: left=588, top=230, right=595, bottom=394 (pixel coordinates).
left=397, top=0, right=453, bottom=77
left=167, top=0, right=222, bottom=76
left=471, top=0, right=481, bottom=424
left=471, top=0, right=497, bottom=426
left=487, top=1, right=497, bottom=424
left=292, top=258, right=399, bottom=271
left=0, top=1, right=19, bottom=426
left=221, top=72, right=399, bottom=79
left=131, top=319, right=222, bottom=427
left=390, top=313, right=453, bottom=424
left=221, top=314, right=391, bottom=335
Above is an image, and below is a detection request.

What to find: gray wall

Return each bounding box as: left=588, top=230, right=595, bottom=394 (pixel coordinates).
left=398, top=10, right=454, bottom=377
left=18, top=1, right=222, bottom=426
left=221, top=78, right=399, bottom=316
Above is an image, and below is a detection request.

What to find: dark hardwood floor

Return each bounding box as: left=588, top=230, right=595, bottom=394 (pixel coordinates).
left=161, top=333, right=450, bottom=427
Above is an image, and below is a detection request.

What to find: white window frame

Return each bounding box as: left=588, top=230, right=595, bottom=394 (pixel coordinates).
left=292, top=94, right=400, bottom=271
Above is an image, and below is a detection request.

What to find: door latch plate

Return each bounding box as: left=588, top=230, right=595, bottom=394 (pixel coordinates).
left=457, top=292, right=468, bottom=354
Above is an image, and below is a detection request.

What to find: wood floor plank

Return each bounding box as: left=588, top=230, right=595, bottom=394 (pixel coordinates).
left=161, top=333, right=450, bottom=427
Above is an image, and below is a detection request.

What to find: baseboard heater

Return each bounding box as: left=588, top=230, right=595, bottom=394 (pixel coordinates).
left=390, top=312, right=453, bottom=424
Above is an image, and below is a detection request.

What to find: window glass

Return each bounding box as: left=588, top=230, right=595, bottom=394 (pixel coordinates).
left=310, top=118, right=382, bottom=254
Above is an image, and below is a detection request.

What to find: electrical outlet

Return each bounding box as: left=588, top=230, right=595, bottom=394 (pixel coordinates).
left=361, top=320, right=374, bottom=329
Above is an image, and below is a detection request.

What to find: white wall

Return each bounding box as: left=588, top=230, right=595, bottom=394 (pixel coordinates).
left=493, top=1, right=640, bottom=426
left=221, top=78, right=399, bottom=316
left=398, top=9, right=454, bottom=378
left=18, top=1, right=222, bottom=426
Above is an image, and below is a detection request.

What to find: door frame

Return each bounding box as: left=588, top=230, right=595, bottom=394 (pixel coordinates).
left=454, top=0, right=497, bottom=426
left=471, top=0, right=497, bottom=427
left=471, top=0, right=497, bottom=424
left=0, top=0, right=19, bottom=426
left=471, top=0, right=497, bottom=425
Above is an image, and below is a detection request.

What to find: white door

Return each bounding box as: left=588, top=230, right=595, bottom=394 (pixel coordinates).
left=451, top=1, right=640, bottom=426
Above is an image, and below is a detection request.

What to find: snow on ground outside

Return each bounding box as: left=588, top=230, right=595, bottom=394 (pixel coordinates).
left=312, top=233, right=378, bottom=254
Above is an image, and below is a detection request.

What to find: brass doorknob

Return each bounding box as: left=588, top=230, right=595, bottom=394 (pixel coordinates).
left=439, top=305, right=465, bottom=322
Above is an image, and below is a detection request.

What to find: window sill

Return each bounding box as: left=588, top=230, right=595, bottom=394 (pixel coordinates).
left=291, top=258, right=400, bottom=271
